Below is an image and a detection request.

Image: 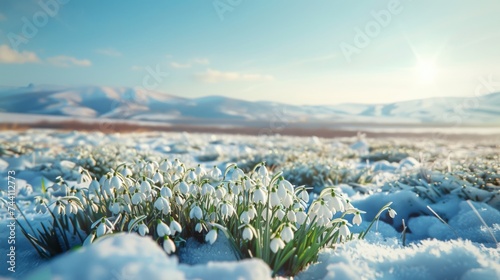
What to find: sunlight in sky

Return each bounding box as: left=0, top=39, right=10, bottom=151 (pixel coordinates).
left=416, top=60, right=437, bottom=84
left=0, top=0, right=499, bottom=105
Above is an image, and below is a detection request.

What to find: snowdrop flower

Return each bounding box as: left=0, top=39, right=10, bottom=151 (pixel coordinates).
left=339, top=221, right=350, bottom=238
left=65, top=200, right=79, bottom=215
left=276, top=208, right=286, bottom=221
left=154, top=196, right=171, bottom=215
left=187, top=170, right=198, bottom=181
left=281, top=224, right=295, bottom=243
left=205, top=229, right=218, bottom=244
left=138, top=223, right=149, bottom=236
left=89, top=179, right=100, bottom=194
left=279, top=179, right=294, bottom=193
left=240, top=211, right=251, bottom=224
left=324, top=191, right=344, bottom=213
left=201, top=182, right=215, bottom=195
left=343, top=199, right=355, bottom=211
left=287, top=210, right=297, bottom=223
left=215, top=185, right=227, bottom=200
left=157, top=220, right=171, bottom=237
left=159, top=159, right=172, bottom=172
left=120, top=166, right=133, bottom=177
left=269, top=190, right=281, bottom=207
left=109, top=174, right=121, bottom=189
left=110, top=200, right=121, bottom=215
left=160, top=186, right=172, bottom=198
left=352, top=211, right=362, bottom=226
left=210, top=165, right=222, bottom=180
left=163, top=236, right=176, bottom=254
left=282, top=193, right=293, bottom=208
left=170, top=219, right=182, bottom=235
left=253, top=186, right=267, bottom=204
left=242, top=226, right=253, bottom=241
left=270, top=236, right=285, bottom=253
left=220, top=202, right=234, bottom=219
left=298, top=189, right=309, bottom=203
left=296, top=210, right=309, bottom=226
left=257, top=164, right=269, bottom=178
left=195, top=164, right=206, bottom=177
left=178, top=180, right=190, bottom=195
left=54, top=201, right=65, bottom=216
left=174, top=194, right=185, bottom=205
left=131, top=191, right=144, bottom=205
left=94, top=218, right=114, bottom=237
left=243, top=177, right=254, bottom=191
left=83, top=231, right=96, bottom=246
left=153, top=171, right=164, bottom=184
left=388, top=208, right=397, bottom=218
left=195, top=223, right=203, bottom=233
left=89, top=200, right=99, bottom=214
left=35, top=197, right=48, bottom=214
left=231, top=166, right=245, bottom=181
left=190, top=205, right=203, bottom=220
left=140, top=180, right=152, bottom=193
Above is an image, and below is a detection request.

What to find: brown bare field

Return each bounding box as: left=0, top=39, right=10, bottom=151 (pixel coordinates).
left=1, top=120, right=499, bottom=141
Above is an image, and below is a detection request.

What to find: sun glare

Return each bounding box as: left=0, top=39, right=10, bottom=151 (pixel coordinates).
left=416, top=59, right=437, bottom=84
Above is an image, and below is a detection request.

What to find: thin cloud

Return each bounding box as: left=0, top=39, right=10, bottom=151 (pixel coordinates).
left=95, top=48, right=122, bottom=57
left=0, top=44, right=39, bottom=64
left=47, top=55, right=92, bottom=67
left=170, top=62, right=191, bottom=69
left=193, top=58, right=210, bottom=65
left=0, top=13, right=6, bottom=21
left=198, top=68, right=274, bottom=83
left=130, top=65, right=144, bottom=71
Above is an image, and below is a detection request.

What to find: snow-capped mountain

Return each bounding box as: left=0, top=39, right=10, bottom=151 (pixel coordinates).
left=1, top=85, right=499, bottom=124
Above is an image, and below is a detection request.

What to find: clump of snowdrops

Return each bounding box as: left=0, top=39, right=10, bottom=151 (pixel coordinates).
left=17, top=159, right=395, bottom=276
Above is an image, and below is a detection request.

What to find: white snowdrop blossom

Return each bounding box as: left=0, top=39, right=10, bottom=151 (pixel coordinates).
left=65, top=200, right=79, bottom=215
left=206, top=229, right=218, bottom=245
left=110, top=201, right=121, bottom=215
left=210, top=166, right=222, bottom=180
left=140, top=180, right=152, bottom=193
left=242, top=226, right=254, bottom=241
left=296, top=209, right=309, bottom=226
left=339, top=221, right=350, bottom=238
left=281, top=224, right=295, bottom=243
left=353, top=212, right=362, bottom=226
left=170, top=219, right=182, bottom=235
left=220, top=202, right=235, bottom=219
left=94, top=218, right=114, bottom=237
left=83, top=231, right=96, bottom=246
left=270, top=236, right=285, bottom=253
left=195, top=223, right=203, bottom=233
left=110, top=175, right=121, bottom=189
left=253, top=187, right=267, bottom=204
left=157, top=220, right=171, bottom=237
left=131, top=191, right=144, bottom=205
left=388, top=208, right=397, bottom=218
left=154, top=196, right=171, bottom=215
left=270, top=190, right=281, bottom=207
left=240, top=211, right=251, bottom=224
left=178, top=180, right=190, bottom=194
left=153, top=171, right=164, bottom=184
left=160, top=187, right=172, bottom=198
left=163, top=236, right=176, bottom=254
left=138, top=223, right=149, bottom=236
left=190, top=205, right=203, bottom=219
left=195, top=164, right=206, bottom=177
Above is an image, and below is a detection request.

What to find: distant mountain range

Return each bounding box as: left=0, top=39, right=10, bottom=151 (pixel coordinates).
left=1, top=85, right=499, bottom=125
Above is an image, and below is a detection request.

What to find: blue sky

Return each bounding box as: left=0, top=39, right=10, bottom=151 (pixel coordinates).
left=0, top=0, right=499, bottom=105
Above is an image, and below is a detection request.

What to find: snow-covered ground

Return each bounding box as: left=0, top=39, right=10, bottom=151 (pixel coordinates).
left=0, top=129, right=499, bottom=279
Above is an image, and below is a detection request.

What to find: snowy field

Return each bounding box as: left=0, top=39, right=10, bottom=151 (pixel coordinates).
left=0, top=129, right=499, bottom=280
